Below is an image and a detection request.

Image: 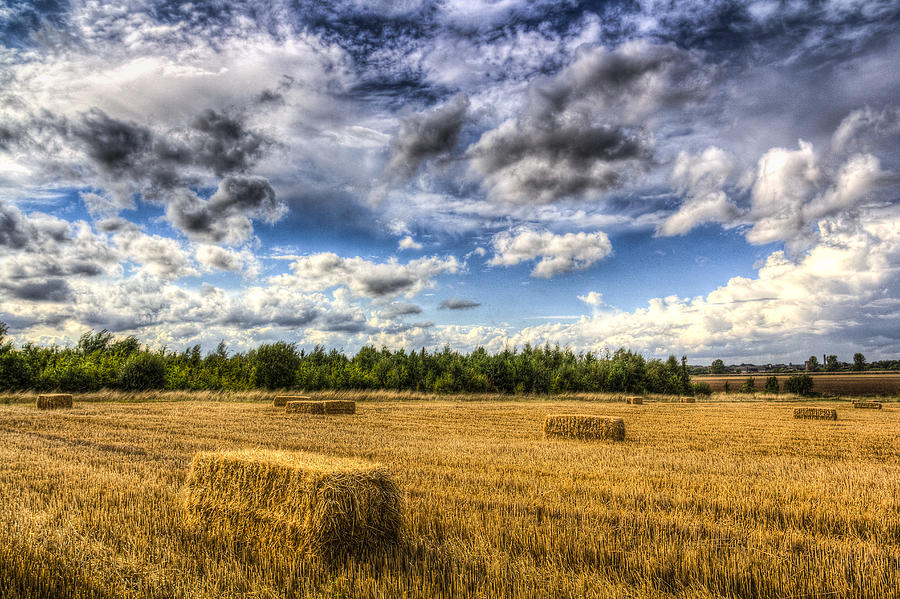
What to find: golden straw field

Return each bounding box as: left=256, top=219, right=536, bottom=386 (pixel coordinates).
left=0, top=392, right=898, bottom=598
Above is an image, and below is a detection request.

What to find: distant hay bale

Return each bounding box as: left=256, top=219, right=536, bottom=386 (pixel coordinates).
left=545, top=415, right=625, bottom=441
left=286, top=400, right=325, bottom=414
left=323, top=400, right=356, bottom=414
left=793, top=407, right=838, bottom=420
left=182, top=449, right=403, bottom=558
left=274, top=395, right=310, bottom=407
left=852, top=401, right=882, bottom=410
left=36, top=394, right=73, bottom=410
left=626, top=396, right=643, bottom=405
left=680, top=396, right=696, bottom=403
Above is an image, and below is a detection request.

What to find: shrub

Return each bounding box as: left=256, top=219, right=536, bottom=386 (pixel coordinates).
left=764, top=376, right=779, bottom=394
left=253, top=342, right=301, bottom=389
left=740, top=377, right=756, bottom=393
left=784, top=374, right=814, bottom=396
left=118, top=352, right=167, bottom=390
left=0, top=350, right=31, bottom=390
left=692, top=382, right=712, bottom=396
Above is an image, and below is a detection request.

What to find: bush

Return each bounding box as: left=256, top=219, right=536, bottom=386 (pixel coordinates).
left=740, top=377, right=756, bottom=393
left=0, top=350, right=31, bottom=389
left=764, top=375, right=779, bottom=394
left=692, top=382, right=712, bottom=396
left=784, top=373, right=814, bottom=396
left=253, top=342, right=301, bottom=389
left=119, top=352, right=167, bottom=390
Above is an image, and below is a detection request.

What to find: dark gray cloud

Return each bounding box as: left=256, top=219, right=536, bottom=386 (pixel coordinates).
left=440, top=298, right=480, bottom=310
left=165, top=176, right=284, bottom=245
left=188, top=109, right=269, bottom=177
left=0, top=278, right=73, bottom=302
left=380, top=302, right=423, bottom=317
left=385, top=93, right=470, bottom=181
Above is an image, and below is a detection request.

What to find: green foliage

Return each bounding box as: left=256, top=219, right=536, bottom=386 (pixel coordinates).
left=692, top=382, right=712, bottom=396
left=252, top=342, right=301, bottom=390
left=824, top=355, right=840, bottom=371
left=784, top=374, right=814, bottom=396
left=710, top=359, right=726, bottom=374
left=853, top=353, right=866, bottom=371
left=764, top=375, right=779, bottom=394
left=0, top=322, right=697, bottom=395
left=806, top=356, right=819, bottom=372
left=119, top=352, right=167, bottom=390
left=740, top=377, right=756, bottom=393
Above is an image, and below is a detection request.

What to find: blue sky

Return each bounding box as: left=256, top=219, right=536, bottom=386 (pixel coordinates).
left=1, top=0, right=898, bottom=363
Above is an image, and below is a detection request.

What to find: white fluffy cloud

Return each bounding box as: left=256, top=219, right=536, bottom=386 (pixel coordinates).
left=658, top=146, right=739, bottom=236
left=272, top=253, right=462, bottom=299
left=489, top=228, right=612, bottom=278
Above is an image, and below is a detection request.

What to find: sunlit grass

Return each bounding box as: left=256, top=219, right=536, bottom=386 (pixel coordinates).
left=0, top=393, right=897, bottom=598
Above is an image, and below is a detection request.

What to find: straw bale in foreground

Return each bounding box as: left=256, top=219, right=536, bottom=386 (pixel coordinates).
left=286, top=400, right=325, bottom=414
left=545, top=415, right=625, bottom=441
left=36, top=394, right=73, bottom=410
left=274, top=395, right=310, bottom=407
left=793, top=407, right=838, bottom=420
left=323, top=400, right=356, bottom=414
left=182, top=449, right=403, bottom=557
left=626, top=396, right=643, bottom=405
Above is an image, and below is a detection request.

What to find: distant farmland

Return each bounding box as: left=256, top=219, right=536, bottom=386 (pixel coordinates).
left=693, top=373, right=900, bottom=396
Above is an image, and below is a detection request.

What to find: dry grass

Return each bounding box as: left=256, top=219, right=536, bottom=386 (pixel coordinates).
left=35, top=394, right=73, bottom=410
left=0, top=392, right=898, bottom=598
left=181, top=449, right=402, bottom=558
left=794, top=407, right=839, bottom=420
left=544, top=414, right=625, bottom=441
left=853, top=401, right=883, bottom=410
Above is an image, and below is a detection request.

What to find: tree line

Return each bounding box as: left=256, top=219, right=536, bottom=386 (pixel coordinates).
left=0, top=323, right=701, bottom=395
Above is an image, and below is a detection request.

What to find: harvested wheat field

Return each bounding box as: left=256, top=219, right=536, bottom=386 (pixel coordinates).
left=694, top=373, right=900, bottom=395
left=0, top=394, right=898, bottom=599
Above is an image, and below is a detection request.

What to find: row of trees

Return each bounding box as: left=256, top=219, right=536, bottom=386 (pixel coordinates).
left=725, top=374, right=815, bottom=395
left=0, top=323, right=699, bottom=395
left=707, top=353, right=885, bottom=374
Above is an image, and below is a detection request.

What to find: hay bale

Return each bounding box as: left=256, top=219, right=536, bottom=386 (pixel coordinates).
left=36, top=394, right=73, bottom=410
left=544, top=415, right=625, bottom=441
left=182, top=449, right=403, bottom=558
left=680, top=396, right=696, bottom=403
left=274, top=394, right=310, bottom=407
left=323, top=400, right=356, bottom=414
left=852, top=401, right=882, bottom=410
left=793, top=407, right=838, bottom=420
left=626, top=396, right=643, bottom=405
left=286, top=400, right=325, bottom=414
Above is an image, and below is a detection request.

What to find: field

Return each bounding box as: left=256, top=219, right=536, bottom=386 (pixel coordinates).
left=1, top=392, right=899, bottom=599
left=693, top=373, right=900, bottom=395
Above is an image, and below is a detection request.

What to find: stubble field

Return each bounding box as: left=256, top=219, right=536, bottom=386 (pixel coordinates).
left=0, top=392, right=898, bottom=599
left=692, top=373, right=900, bottom=395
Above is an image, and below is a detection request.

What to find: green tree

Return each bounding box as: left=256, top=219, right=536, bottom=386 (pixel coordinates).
left=853, top=353, right=866, bottom=371
left=118, top=352, right=166, bottom=390
left=764, top=375, right=779, bottom=394
left=785, top=373, right=814, bottom=396
left=710, top=359, right=726, bottom=374
left=740, top=377, right=756, bottom=393
left=824, top=355, right=839, bottom=371
left=806, top=356, right=820, bottom=372
left=252, top=342, right=300, bottom=389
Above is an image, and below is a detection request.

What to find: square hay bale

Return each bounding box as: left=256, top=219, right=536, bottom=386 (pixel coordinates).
left=626, top=396, right=643, bottom=405
left=181, top=449, right=403, bottom=558
left=852, top=401, right=882, bottom=410
left=793, top=407, right=838, bottom=420
left=274, top=395, right=310, bottom=407
left=545, top=415, right=625, bottom=441
left=36, top=394, right=73, bottom=410
left=680, top=396, right=696, bottom=403
left=286, top=400, right=325, bottom=414
left=323, top=400, right=356, bottom=414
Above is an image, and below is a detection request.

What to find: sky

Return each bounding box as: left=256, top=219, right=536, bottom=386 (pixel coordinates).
left=1, top=0, right=898, bottom=363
